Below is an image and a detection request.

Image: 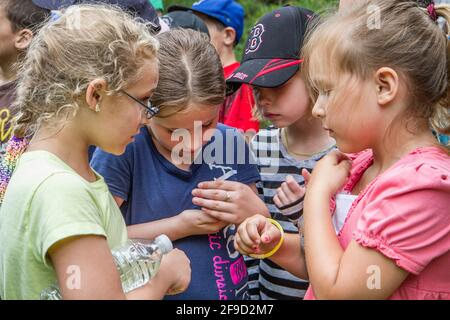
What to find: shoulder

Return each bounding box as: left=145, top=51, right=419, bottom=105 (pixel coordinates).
left=35, top=171, right=96, bottom=203
left=376, top=147, right=450, bottom=192
left=250, top=127, right=280, bottom=153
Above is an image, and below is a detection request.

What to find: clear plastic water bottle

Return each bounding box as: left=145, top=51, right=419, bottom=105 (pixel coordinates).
left=40, top=283, right=62, bottom=300
left=40, top=234, right=173, bottom=300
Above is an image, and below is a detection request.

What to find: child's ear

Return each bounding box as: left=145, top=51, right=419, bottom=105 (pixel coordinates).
left=14, top=29, right=33, bottom=51
left=374, top=67, right=399, bottom=106
left=223, top=27, right=236, bottom=47
left=86, top=79, right=107, bottom=111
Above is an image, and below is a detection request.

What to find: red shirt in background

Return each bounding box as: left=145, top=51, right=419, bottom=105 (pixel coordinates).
left=221, top=62, right=259, bottom=133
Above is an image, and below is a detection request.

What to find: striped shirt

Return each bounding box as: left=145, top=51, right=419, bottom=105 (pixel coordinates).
left=246, top=127, right=335, bottom=300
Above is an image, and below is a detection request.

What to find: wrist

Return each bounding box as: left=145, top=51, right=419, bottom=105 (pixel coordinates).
left=170, top=214, right=188, bottom=241
left=150, top=271, right=172, bottom=296
left=308, top=181, right=335, bottom=198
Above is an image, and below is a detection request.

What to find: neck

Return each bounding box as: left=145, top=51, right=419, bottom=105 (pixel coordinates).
left=370, top=121, right=438, bottom=175
left=220, top=49, right=237, bottom=68
left=0, top=56, right=18, bottom=85
left=27, top=123, right=95, bottom=182
left=283, top=116, right=335, bottom=157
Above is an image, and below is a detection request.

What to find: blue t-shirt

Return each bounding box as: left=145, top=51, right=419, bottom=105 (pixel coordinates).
left=91, top=124, right=260, bottom=300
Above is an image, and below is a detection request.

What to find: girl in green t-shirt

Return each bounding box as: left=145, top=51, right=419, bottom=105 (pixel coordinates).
left=0, top=4, right=190, bottom=300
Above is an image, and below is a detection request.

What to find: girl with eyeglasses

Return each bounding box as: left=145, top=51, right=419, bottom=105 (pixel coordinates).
left=0, top=5, right=191, bottom=300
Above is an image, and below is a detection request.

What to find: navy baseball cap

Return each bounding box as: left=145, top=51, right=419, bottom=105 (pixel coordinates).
left=168, top=0, right=244, bottom=43
left=227, top=6, right=316, bottom=92
left=33, top=0, right=160, bottom=30
left=161, top=11, right=210, bottom=36
left=32, top=0, right=76, bottom=9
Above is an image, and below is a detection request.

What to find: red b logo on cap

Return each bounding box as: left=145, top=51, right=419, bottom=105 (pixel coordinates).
left=245, top=24, right=264, bottom=54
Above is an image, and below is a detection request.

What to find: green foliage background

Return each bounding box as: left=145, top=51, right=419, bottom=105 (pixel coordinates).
left=162, top=0, right=338, bottom=60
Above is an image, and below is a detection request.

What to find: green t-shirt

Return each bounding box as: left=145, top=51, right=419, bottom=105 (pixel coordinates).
left=0, top=151, right=128, bottom=299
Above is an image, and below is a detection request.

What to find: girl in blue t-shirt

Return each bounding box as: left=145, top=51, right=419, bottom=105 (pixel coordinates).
left=91, top=29, right=267, bottom=300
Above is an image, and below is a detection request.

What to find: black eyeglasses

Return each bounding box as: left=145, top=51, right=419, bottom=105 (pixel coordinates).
left=121, top=90, right=159, bottom=119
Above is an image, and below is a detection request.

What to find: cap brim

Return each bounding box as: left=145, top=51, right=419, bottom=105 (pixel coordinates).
left=226, top=59, right=300, bottom=95
left=32, top=0, right=75, bottom=10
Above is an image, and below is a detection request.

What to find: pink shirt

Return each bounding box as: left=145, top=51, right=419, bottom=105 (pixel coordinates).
left=305, top=147, right=450, bottom=300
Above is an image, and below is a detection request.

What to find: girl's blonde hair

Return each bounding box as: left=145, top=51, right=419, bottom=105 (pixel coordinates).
left=13, top=4, right=159, bottom=138
left=303, top=0, right=450, bottom=135
left=151, top=28, right=225, bottom=118
left=0, top=5, right=159, bottom=204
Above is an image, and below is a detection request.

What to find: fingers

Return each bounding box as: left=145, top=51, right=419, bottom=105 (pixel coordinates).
left=286, top=175, right=303, bottom=194
left=276, top=186, right=290, bottom=205
left=301, top=169, right=311, bottom=185
left=275, top=176, right=305, bottom=208
left=192, top=196, right=234, bottom=213
left=273, top=194, right=283, bottom=208
left=192, top=188, right=232, bottom=202
left=235, top=229, right=256, bottom=254
left=246, top=215, right=269, bottom=244
left=196, top=211, right=222, bottom=224
left=283, top=176, right=305, bottom=200
left=200, top=207, right=237, bottom=225
left=196, top=180, right=241, bottom=191
left=338, top=159, right=352, bottom=176
left=260, top=222, right=282, bottom=245
left=327, top=150, right=350, bottom=164
left=234, top=215, right=268, bottom=255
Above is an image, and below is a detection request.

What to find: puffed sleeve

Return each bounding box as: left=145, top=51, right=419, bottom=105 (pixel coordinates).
left=353, top=162, right=450, bottom=275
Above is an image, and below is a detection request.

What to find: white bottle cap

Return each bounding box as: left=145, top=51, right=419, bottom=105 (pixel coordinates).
left=155, top=234, right=173, bottom=254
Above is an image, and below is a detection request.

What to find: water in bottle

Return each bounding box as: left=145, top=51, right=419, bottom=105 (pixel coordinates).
left=40, top=234, right=173, bottom=299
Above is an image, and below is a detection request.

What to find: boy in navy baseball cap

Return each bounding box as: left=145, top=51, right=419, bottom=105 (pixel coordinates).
left=227, top=5, right=316, bottom=92
left=225, top=7, right=337, bottom=302
left=168, top=0, right=259, bottom=133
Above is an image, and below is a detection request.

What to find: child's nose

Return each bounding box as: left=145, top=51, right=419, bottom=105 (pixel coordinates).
left=257, top=93, right=273, bottom=108
left=312, top=97, right=326, bottom=119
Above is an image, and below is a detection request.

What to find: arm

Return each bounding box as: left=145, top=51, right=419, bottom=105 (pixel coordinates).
left=114, top=196, right=228, bottom=241
left=268, top=233, right=308, bottom=280
left=234, top=215, right=308, bottom=280
left=303, top=151, right=408, bottom=299
left=49, top=235, right=169, bottom=299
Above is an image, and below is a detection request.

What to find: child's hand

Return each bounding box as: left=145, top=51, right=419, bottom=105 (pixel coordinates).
left=308, top=150, right=351, bottom=196
left=191, top=181, right=269, bottom=225
left=158, top=248, right=191, bottom=296
left=273, top=175, right=306, bottom=209
left=178, top=209, right=229, bottom=236
left=234, top=214, right=282, bottom=256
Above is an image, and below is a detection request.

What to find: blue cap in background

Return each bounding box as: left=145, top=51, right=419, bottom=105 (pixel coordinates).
left=168, top=0, right=244, bottom=43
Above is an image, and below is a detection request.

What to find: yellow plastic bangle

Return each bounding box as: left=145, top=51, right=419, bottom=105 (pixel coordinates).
left=249, top=218, right=284, bottom=259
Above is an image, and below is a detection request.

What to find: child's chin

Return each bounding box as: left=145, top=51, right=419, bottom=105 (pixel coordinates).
left=269, top=119, right=289, bottom=128
left=336, top=141, right=363, bottom=155
left=105, top=145, right=128, bottom=157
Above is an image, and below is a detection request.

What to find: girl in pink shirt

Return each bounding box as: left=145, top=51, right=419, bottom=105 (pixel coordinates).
left=233, top=0, right=450, bottom=299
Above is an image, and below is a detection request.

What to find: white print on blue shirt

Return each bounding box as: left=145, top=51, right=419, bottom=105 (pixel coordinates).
left=209, top=163, right=238, bottom=181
